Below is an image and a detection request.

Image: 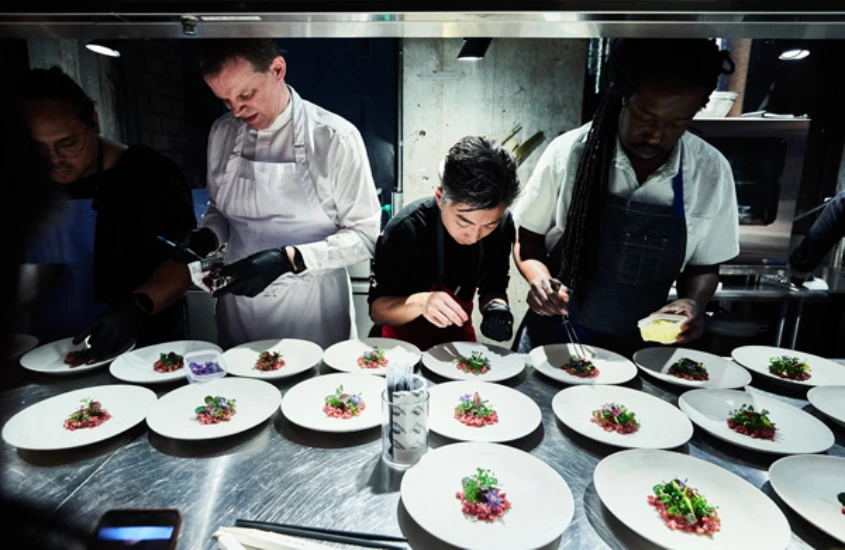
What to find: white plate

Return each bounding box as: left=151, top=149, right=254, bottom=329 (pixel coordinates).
left=280, top=373, right=384, bottom=433
left=634, top=348, right=751, bottom=389
left=551, top=385, right=693, bottom=449
left=594, top=449, right=791, bottom=550
left=323, top=337, right=421, bottom=376
left=678, top=389, right=835, bottom=455
left=109, top=341, right=222, bottom=384
left=4, top=334, right=38, bottom=363
left=19, top=336, right=135, bottom=375
left=2, top=385, right=157, bottom=451
left=422, top=342, right=524, bottom=383
left=769, top=455, right=845, bottom=544
left=401, top=442, right=573, bottom=550
left=529, top=344, right=637, bottom=385
left=146, top=378, right=280, bottom=440
left=807, top=385, right=845, bottom=427
left=222, top=339, right=323, bottom=380
left=428, top=381, right=542, bottom=443
left=731, top=346, right=845, bottom=387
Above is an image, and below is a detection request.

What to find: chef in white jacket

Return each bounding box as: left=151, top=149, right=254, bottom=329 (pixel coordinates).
left=171, top=39, right=381, bottom=349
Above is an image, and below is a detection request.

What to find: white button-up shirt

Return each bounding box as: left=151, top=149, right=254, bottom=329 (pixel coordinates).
left=512, top=122, right=740, bottom=270
left=202, top=95, right=381, bottom=271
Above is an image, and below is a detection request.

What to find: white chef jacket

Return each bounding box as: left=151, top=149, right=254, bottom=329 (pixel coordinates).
left=202, top=94, right=381, bottom=272
left=512, top=122, right=740, bottom=270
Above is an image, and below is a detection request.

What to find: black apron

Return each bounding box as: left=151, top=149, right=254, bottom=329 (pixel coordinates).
left=516, top=150, right=687, bottom=356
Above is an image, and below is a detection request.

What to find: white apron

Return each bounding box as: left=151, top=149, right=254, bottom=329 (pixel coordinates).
left=214, top=89, right=356, bottom=350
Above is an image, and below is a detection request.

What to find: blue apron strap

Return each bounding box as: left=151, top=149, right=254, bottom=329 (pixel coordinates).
left=672, top=147, right=685, bottom=220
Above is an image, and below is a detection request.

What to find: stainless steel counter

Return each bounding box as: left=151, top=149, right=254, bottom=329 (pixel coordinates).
left=1, top=357, right=843, bottom=550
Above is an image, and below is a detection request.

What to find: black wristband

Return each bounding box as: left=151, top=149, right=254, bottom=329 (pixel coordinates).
left=292, top=247, right=307, bottom=273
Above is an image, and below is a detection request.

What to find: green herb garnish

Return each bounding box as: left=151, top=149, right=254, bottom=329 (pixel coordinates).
left=362, top=347, right=385, bottom=364
left=727, top=404, right=774, bottom=432
left=454, top=351, right=490, bottom=375
left=324, top=385, right=364, bottom=415
left=461, top=468, right=499, bottom=504
left=456, top=393, right=495, bottom=418
left=653, top=478, right=718, bottom=525
left=768, top=355, right=811, bottom=380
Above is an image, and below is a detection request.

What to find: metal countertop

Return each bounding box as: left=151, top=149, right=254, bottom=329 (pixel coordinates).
left=1, top=355, right=843, bottom=550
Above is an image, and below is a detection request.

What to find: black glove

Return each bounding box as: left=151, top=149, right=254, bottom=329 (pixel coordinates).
left=170, top=228, right=218, bottom=264
left=213, top=248, right=299, bottom=298
left=72, top=293, right=153, bottom=362
left=481, top=300, right=513, bottom=341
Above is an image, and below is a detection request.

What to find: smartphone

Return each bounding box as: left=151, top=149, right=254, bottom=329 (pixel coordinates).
left=89, top=508, right=181, bottom=550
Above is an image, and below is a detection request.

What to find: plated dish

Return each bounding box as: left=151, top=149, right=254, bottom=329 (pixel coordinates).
left=731, top=346, right=845, bottom=387
left=110, top=341, right=222, bottom=385
left=633, top=348, right=751, bottom=390
left=2, top=385, right=157, bottom=450
left=531, top=344, right=637, bottom=385
left=423, top=342, right=524, bottom=383
left=594, top=449, right=790, bottom=550
left=222, top=339, right=322, bottom=380
left=428, top=381, right=542, bottom=443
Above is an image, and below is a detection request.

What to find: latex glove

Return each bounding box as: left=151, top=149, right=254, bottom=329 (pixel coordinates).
left=653, top=298, right=704, bottom=344
left=481, top=300, right=513, bottom=341
left=420, top=291, right=469, bottom=328
left=170, top=227, right=218, bottom=264
left=213, top=248, right=295, bottom=298
left=73, top=294, right=152, bottom=362
left=526, top=276, right=569, bottom=316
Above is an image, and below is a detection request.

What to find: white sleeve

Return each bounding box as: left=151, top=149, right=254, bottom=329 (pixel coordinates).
left=511, top=138, right=565, bottom=235
left=688, top=155, right=741, bottom=266
left=200, top=119, right=231, bottom=246
left=296, top=128, right=381, bottom=271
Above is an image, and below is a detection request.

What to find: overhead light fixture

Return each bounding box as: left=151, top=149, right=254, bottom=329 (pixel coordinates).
left=779, top=48, right=810, bottom=61
left=85, top=40, right=121, bottom=58
left=457, top=38, right=492, bottom=61
left=200, top=15, right=262, bottom=22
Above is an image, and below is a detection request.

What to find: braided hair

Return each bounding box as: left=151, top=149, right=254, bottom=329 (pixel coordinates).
left=557, top=39, right=735, bottom=293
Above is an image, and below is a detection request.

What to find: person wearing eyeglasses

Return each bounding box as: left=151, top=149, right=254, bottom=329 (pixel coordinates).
left=512, top=39, right=741, bottom=357
left=18, top=67, right=197, bottom=361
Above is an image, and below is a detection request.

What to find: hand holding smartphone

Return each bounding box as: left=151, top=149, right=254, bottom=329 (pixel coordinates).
left=89, top=509, right=181, bottom=550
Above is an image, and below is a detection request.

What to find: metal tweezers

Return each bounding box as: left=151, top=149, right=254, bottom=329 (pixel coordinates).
left=562, top=314, right=589, bottom=360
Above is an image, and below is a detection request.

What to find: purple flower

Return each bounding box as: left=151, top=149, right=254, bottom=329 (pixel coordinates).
left=350, top=395, right=362, bottom=405
left=612, top=408, right=622, bottom=417
left=460, top=394, right=472, bottom=402
left=679, top=478, right=687, bottom=489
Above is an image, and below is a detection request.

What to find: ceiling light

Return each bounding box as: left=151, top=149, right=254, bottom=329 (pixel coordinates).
left=457, top=38, right=492, bottom=61
left=85, top=40, right=120, bottom=58
left=779, top=49, right=810, bottom=61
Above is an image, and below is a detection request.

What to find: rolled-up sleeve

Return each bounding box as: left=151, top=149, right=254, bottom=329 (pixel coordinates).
left=687, top=154, right=740, bottom=266
left=200, top=117, right=232, bottom=246
left=297, top=128, right=381, bottom=271
left=511, top=138, right=567, bottom=235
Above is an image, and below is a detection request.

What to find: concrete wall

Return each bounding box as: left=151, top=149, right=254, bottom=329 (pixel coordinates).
left=401, top=38, right=588, bottom=348
left=27, top=39, right=125, bottom=144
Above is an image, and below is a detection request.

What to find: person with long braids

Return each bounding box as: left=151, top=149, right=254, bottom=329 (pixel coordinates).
left=512, top=39, right=740, bottom=357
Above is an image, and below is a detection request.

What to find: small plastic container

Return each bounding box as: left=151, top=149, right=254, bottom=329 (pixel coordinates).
left=638, top=314, right=686, bottom=344
left=184, top=349, right=227, bottom=383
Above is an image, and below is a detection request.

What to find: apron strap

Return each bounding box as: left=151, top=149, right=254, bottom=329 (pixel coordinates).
left=672, top=145, right=685, bottom=220
left=436, top=212, right=485, bottom=292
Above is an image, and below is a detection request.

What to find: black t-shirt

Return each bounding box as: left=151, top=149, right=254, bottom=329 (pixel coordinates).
left=66, top=144, right=197, bottom=303
left=369, top=197, right=514, bottom=306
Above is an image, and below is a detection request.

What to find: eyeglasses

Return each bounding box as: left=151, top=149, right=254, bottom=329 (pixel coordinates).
left=40, top=126, right=90, bottom=159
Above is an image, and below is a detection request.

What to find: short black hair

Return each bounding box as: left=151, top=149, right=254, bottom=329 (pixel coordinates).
left=608, top=38, right=736, bottom=106
left=198, top=39, right=281, bottom=78
left=441, top=136, right=520, bottom=211
left=17, top=66, right=96, bottom=127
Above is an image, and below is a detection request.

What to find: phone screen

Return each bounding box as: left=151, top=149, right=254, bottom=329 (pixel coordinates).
left=91, top=509, right=180, bottom=550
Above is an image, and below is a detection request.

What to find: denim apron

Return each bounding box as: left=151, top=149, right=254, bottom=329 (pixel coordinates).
left=517, top=150, right=687, bottom=356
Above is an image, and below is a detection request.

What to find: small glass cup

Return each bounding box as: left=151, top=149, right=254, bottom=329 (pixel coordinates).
left=381, top=388, right=430, bottom=469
